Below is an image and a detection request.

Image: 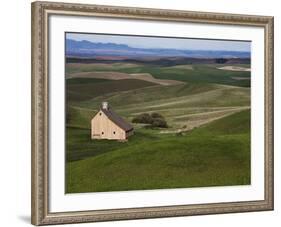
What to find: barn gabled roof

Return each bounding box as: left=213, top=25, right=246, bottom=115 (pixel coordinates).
left=100, top=105, right=133, bottom=132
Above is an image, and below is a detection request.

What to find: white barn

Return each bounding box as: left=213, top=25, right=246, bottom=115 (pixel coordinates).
left=91, top=102, right=134, bottom=140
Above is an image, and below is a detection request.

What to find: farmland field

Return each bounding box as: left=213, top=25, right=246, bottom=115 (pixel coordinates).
left=65, top=60, right=251, bottom=193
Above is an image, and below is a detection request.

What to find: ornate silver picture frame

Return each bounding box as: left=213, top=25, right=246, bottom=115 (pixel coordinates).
left=31, top=1, right=273, bottom=225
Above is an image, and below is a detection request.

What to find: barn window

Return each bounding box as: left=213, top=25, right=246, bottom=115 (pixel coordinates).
left=102, top=132, right=104, bottom=135
left=113, top=131, right=116, bottom=134
left=99, top=113, right=102, bottom=116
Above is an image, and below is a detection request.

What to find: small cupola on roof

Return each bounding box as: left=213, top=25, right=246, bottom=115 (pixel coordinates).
left=102, top=101, right=109, bottom=110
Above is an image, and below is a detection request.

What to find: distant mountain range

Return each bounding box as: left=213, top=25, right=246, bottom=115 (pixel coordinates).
left=66, top=39, right=250, bottom=59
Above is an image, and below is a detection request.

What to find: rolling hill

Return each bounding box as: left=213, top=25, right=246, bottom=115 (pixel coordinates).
left=65, top=59, right=251, bottom=193
left=66, top=110, right=250, bottom=193
left=66, top=62, right=251, bottom=87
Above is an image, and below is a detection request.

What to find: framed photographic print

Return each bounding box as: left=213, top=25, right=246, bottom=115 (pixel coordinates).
left=31, top=1, right=274, bottom=225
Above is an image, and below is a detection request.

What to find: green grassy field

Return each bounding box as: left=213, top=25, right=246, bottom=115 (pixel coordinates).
left=66, top=110, right=250, bottom=193
left=67, top=62, right=251, bottom=87
left=67, top=78, right=157, bottom=102
left=65, top=61, right=251, bottom=193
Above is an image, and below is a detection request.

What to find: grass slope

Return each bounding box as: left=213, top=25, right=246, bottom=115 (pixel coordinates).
left=79, top=83, right=250, bottom=112
left=66, top=62, right=251, bottom=87
left=68, top=82, right=249, bottom=130
left=65, top=62, right=251, bottom=193
left=66, top=109, right=250, bottom=193
left=67, top=78, right=157, bottom=102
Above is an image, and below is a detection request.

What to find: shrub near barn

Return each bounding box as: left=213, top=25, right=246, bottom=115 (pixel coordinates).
left=132, top=113, right=168, bottom=128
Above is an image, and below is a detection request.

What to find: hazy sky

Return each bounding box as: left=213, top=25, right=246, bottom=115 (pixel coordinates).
left=66, top=33, right=251, bottom=52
